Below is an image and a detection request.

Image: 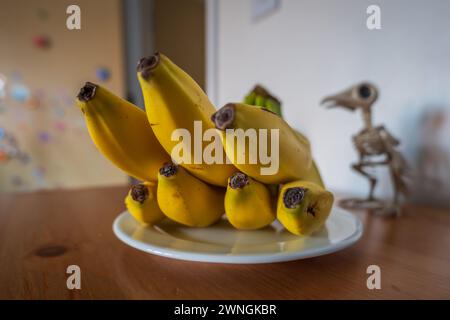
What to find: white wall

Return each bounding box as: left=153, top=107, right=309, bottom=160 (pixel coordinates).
left=212, top=0, right=450, bottom=199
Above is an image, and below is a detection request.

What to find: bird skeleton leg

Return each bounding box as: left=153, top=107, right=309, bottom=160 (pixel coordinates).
left=352, top=159, right=389, bottom=201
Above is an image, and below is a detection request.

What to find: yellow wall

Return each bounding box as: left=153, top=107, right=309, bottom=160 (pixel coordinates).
left=0, top=0, right=128, bottom=191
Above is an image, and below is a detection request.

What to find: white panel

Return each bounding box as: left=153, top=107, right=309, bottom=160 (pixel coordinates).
left=216, top=0, right=450, bottom=200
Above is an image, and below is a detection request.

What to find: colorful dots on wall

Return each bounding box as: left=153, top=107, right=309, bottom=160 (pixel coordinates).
left=28, top=94, right=42, bottom=109
left=6, top=133, right=17, bottom=146
left=19, top=153, right=30, bottom=165
left=0, top=150, right=8, bottom=162
left=0, top=128, right=29, bottom=164
left=96, top=67, right=111, bottom=82
left=37, top=131, right=51, bottom=143
left=10, top=71, right=22, bottom=82
left=55, top=90, right=73, bottom=107
left=25, top=89, right=45, bottom=109
left=32, top=166, right=45, bottom=178
left=32, top=166, right=47, bottom=187
left=32, top=35, right=52, bottom=50
left=54, top=121, right=66, bottom=132
left=53, top=106, right=65, bottom=118
left=11, top=83, right=30, bottom=103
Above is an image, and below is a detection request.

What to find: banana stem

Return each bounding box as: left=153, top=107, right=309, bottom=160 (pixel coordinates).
left=159, top=162, right=178, bottom=177
left=211, top=103, right=235, bottom=130
left=253, top=85, right=281, bottom=106
left=283, top=187, right=306, bottom=209
left=229, top=172, right=249, bottom=189
left=130, top=184, right=149, bottom=204
left=137, top=52, right=161, bottom=80
left=77, top=82, right=98, bottom=102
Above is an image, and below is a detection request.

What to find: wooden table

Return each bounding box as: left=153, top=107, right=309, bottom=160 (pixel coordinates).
left=0, top=185, right=449, bottom=299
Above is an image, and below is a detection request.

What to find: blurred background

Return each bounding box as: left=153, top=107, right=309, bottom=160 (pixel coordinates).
left=0, top=0, right=449, bottom=207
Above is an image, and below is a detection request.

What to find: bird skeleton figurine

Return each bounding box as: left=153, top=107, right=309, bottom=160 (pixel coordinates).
left=321, top=82, right=409, bottom=215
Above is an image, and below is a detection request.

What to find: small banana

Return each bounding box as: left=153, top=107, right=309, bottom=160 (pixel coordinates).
left=125, top=182, right=165, bottom=225
left=77, top=82, right=170, bottom=182
left=277, top=181, right=334, bottom=236
left=211, top=103, right=312, bottom=184
left=137, top=53, right=237, bottom=186
left=225, top=172, right=276, bottom=230
left=243, top=85, right=325, bottom=187
left=157, top=162, right=225, bottom=227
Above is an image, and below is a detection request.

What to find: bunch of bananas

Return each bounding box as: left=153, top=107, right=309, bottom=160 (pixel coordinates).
left=76, top=53, right=334, bottom=236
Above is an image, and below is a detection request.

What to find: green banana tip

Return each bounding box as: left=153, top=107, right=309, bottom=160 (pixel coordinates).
left=253, top=85, right=281, bottom=106
left=137, top=52, right=160, bottom=80
left=283, top=187, right=307, bottom=209
left=159, top=162, right=178, bottom=177
left=211, top=103, right=235, bottom=130
left=130, top=184, right=149, bottom=204
left=229, top=172, right=249, bottom=189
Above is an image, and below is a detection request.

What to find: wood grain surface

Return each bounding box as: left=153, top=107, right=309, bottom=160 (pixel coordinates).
left=0, top=186, right=449, bottom=299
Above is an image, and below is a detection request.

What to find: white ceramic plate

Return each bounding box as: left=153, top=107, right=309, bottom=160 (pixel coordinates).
left=113, top=207, right=363, bottom=264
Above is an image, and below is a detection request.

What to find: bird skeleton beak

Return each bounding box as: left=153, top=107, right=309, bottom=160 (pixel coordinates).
left=320, top=88, right=360, bottom=111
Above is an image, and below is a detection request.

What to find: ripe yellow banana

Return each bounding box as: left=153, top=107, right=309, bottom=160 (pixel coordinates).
left=211, top=103, right=312, bottom=184
left=277, top=181, right=334, bottom=236
left=225, top=172, right=275, bottom=230
left=243, top=85, right=325, bottom=188
left=137, top=53, right=237, bottom=186
left=125, top=182, right=165, bottom=225
left=292, top=130, right=323, bottom=187
left=157, top=162, right=225, bottom=227
left=77, top=82, right=170, bottom=182
left=301, top=160, right=324, bottom=188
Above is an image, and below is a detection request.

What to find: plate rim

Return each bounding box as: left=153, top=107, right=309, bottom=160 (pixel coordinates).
left=113, top=207, right=363, bottom=264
